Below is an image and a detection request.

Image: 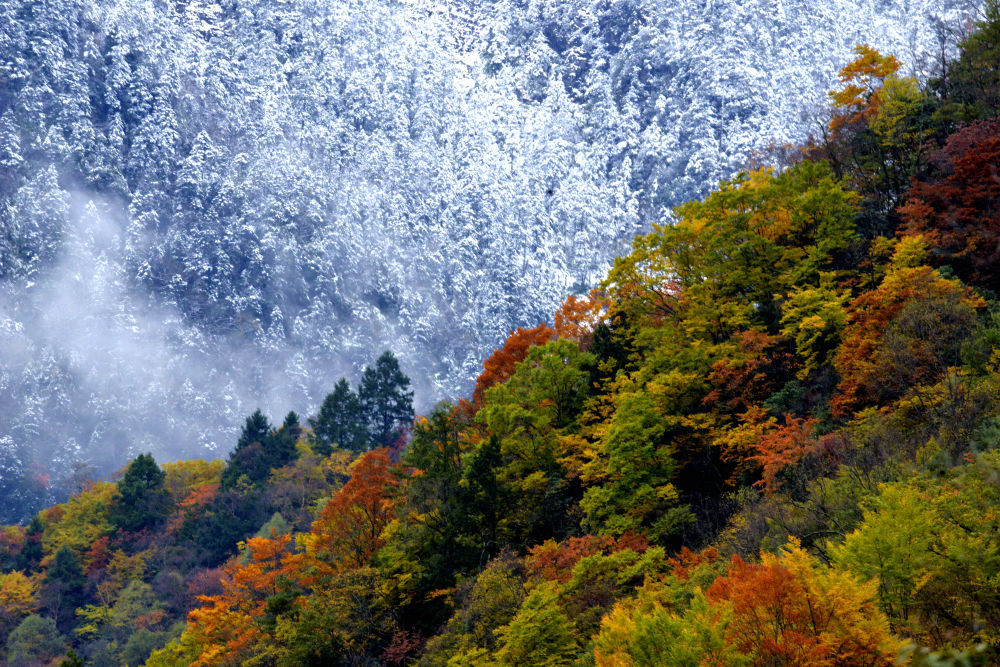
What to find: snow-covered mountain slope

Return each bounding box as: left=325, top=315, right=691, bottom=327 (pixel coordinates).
left=0, top=0, right=975, bottom=517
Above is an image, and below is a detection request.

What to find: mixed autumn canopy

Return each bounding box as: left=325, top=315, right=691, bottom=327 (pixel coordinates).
left=3, top=3, right=1000, bottom=665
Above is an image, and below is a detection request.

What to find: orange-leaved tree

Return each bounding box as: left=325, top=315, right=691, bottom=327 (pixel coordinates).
left=472, top=324, right=555, bottom=406
left=526, top=533, right=649, bottom=584
left=829, top=45, right=902, bottom=135
left=186, top=533, right=297, bottom=666
left=707, top=540, right=901, bottom=665
left=553, top=289, right=608, bottom=347
left=715, top=406, right=820, bottom=494
left=832, top=252, right=982, bottom=415
left=302, top=448, right=402, bottom=574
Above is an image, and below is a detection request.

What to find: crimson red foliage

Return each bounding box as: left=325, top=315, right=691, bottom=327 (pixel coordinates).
left=901, top=119, right=1000, bottom=290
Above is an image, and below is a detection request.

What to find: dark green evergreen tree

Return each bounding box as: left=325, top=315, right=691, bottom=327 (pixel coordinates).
left=179, top=487, right=268, bottom=567
left=41, top=546, right=86, bottom=632
left=236, top=409, right=272, bottom=452
left=589, top=313, right=636, bottom=386
left=281, top=411, right=302, bottom=441
left=16, top=514, right=44, bottom=572
left=273, top=411, right=302, bottom=465
left=220, top=410, right=300, bottom=492
left=461, top=435, right=504, bottom=559
left=109, top=453, right=170, bottom=534
left=221, top=410, right=274, bottom=491
left=309, top=378, right=367, bottom=454
left=358, top=351, right=414, bottom=450
left=401, top=403, right=470, bottom=578
left=945, top=0, right=1000, bottom=120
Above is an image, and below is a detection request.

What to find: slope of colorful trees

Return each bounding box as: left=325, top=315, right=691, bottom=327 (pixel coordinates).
left=3, top=3, right=1000, bottom=665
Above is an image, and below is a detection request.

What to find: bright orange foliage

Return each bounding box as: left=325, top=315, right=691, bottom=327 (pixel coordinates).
left=829, top=45, right=902, bottom=134
left=187, top=533, right=296, bottom=666
left=705, top=330, right=795, bottom=412
left=707, top=543, right=899, bottom=665
left=753, top=415, right=820, bottom=494
left=832, top=265, right=981, bottom=415
left=715, top=407, right=819, bottom=492
left=553, top=289, right=608, bottom=347
left=305, top=448, right=402, bottom=572
left=179, top=450, right=405, bottom=664
left=667, top=545, right=722, bottom=582
left=472, top=323, right=555, bottom=405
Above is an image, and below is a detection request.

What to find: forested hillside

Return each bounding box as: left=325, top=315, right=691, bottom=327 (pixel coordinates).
left=1, top=3, right=999, bottom=664
left=0, top=0, right=977, bottom=521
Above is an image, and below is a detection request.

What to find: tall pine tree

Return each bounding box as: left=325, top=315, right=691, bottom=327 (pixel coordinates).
left=221, top=409, right=300, bottom=490
left=40, top=546, right=86, bottom=632
left=358, top=351, right=414, bottom=450
left=310, top=379, right=368, bottom=454
left=109, top=453, right=170, bottom=534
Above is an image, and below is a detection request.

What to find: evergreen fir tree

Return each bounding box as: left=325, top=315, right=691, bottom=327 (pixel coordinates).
left=273, top=411, right=301, bottom=466
left=358, top=351, right=415, bottom=450
left=110, top=453, right=171, bottom=534
left=310, top=379, right=367, bottom=454
left=220, top=410, right=299, bottom=490
left=16, top=514, right=44, bottom=572
left=41, top=546, right=86, bottom=632
left=236, top=409, right=272, bottom=452
left=949, top=0, right=1000, bottom=118
left=221, top=409, right=274, bottom=491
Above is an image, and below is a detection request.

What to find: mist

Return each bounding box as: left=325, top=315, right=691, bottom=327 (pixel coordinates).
left=0, top=193, right=367, bottom=483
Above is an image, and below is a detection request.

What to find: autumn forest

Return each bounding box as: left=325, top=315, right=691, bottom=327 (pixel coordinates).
left=2, top=2, right=1000, bottom=665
